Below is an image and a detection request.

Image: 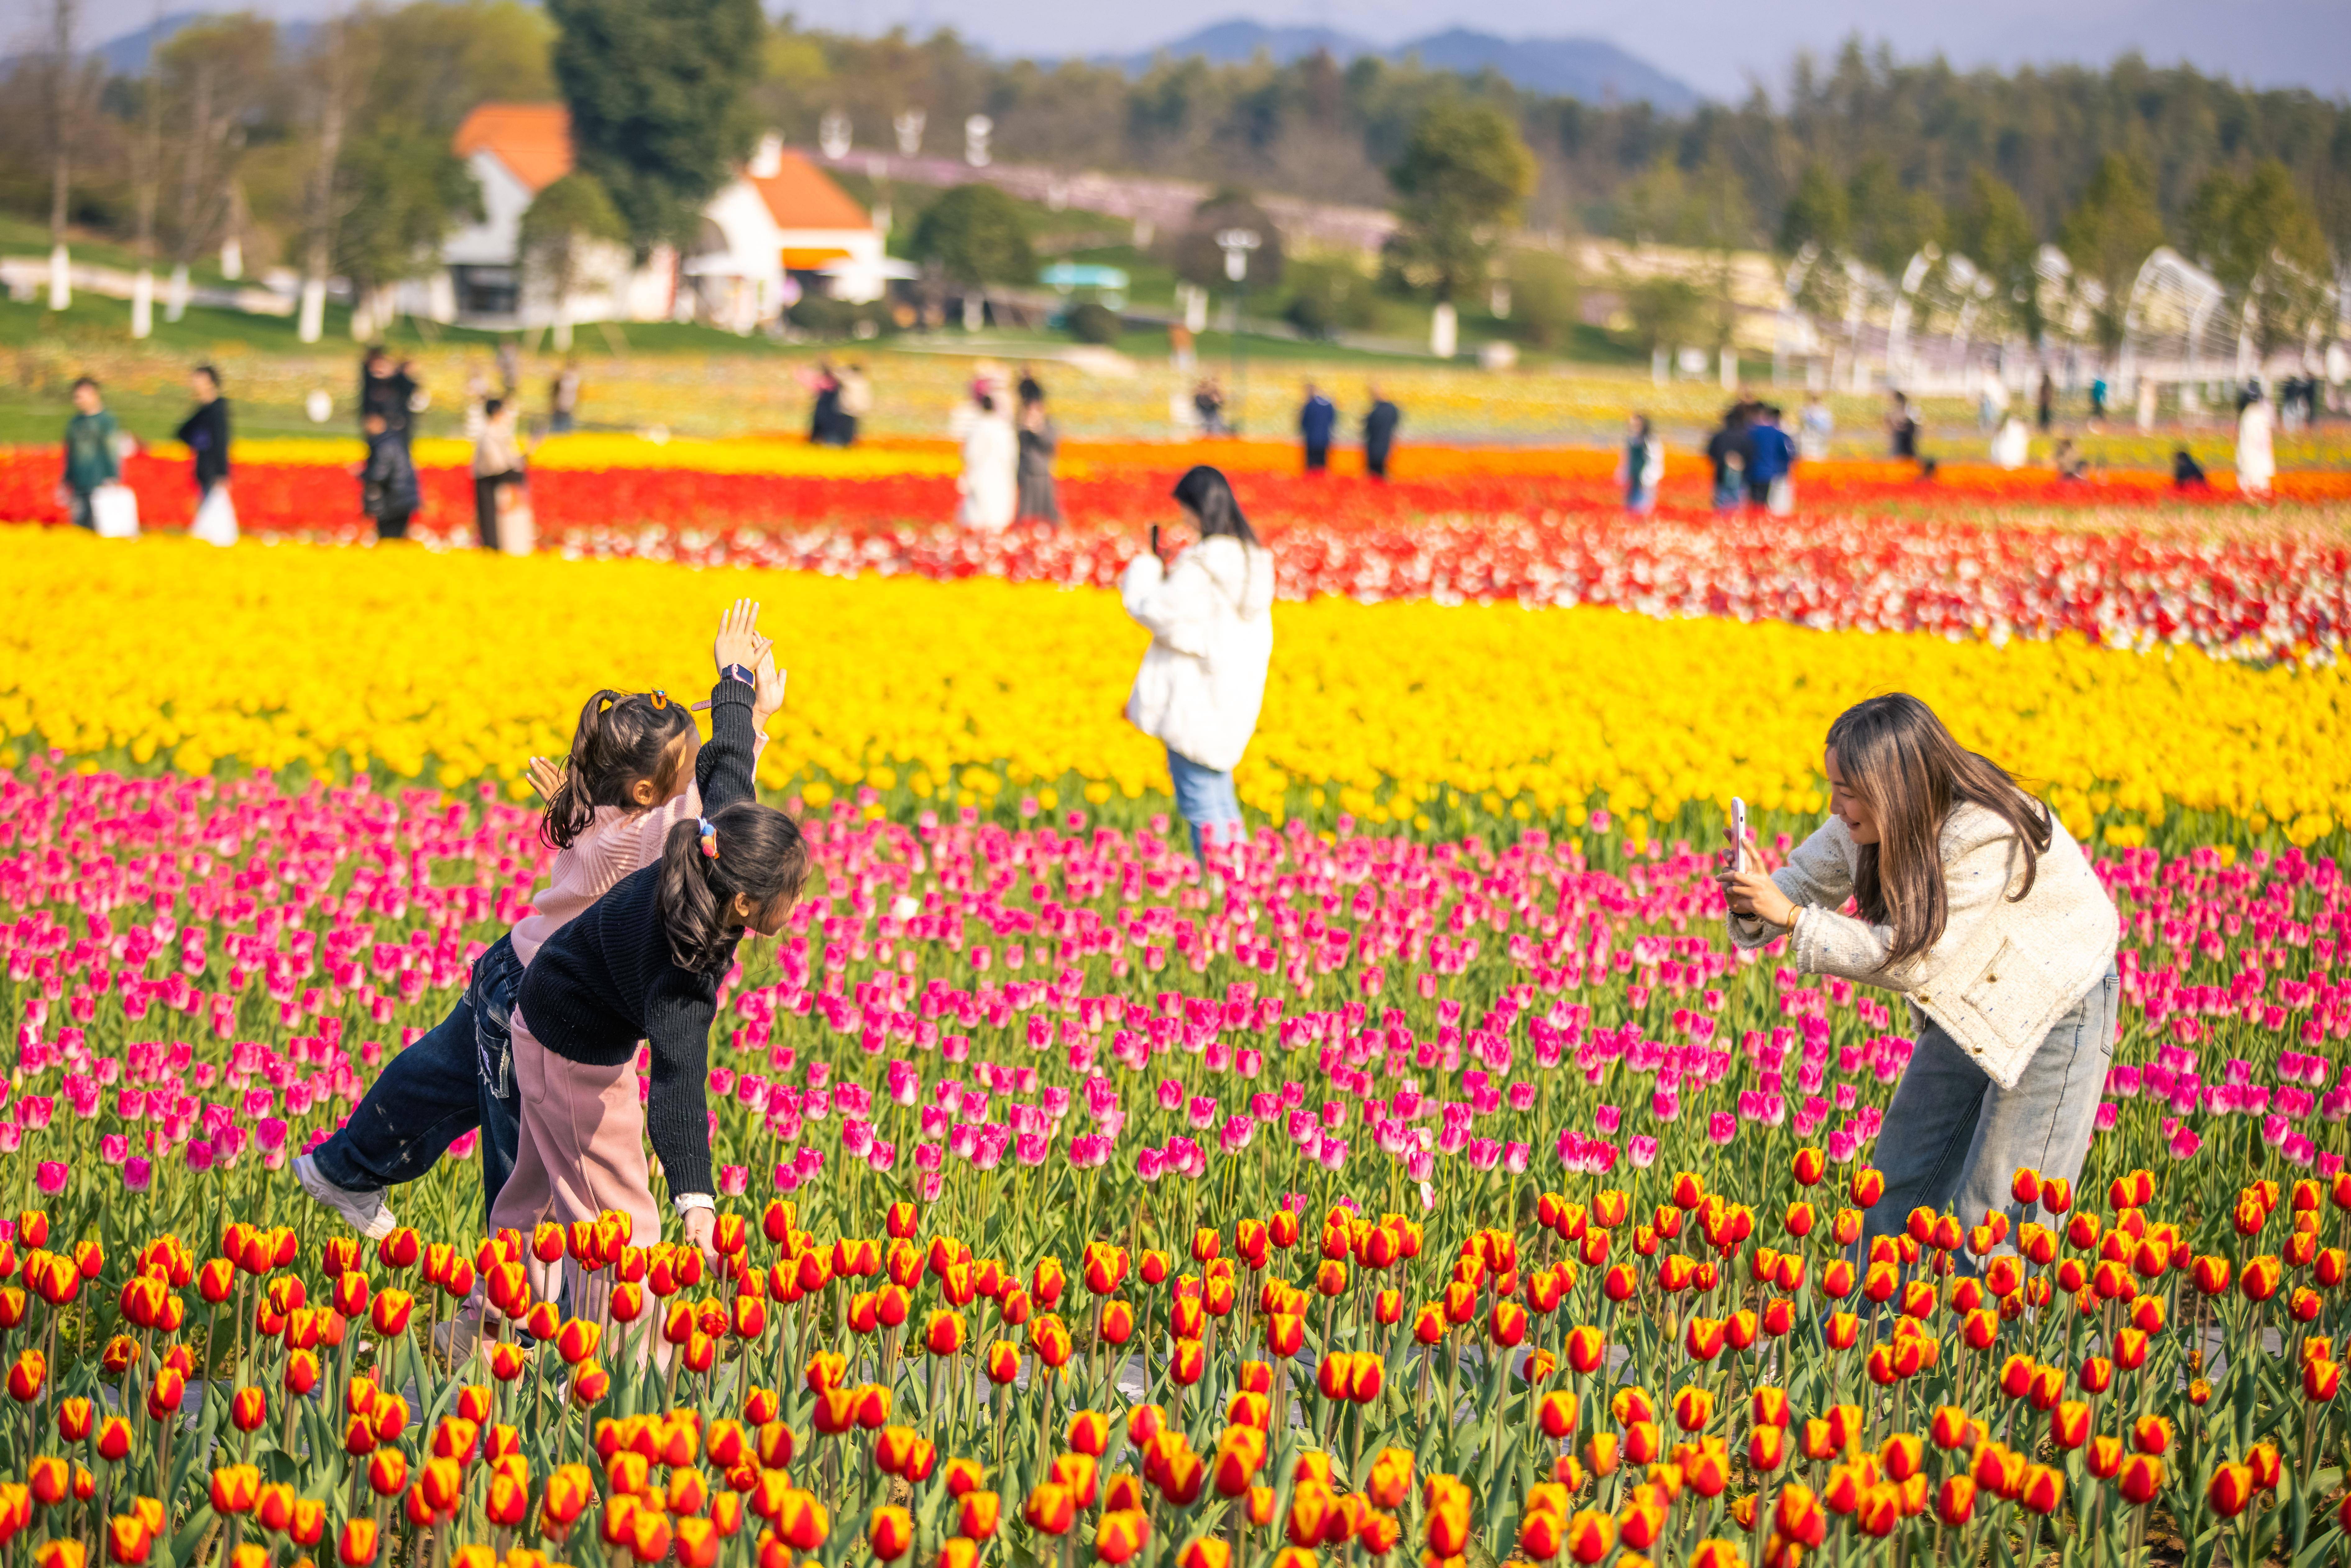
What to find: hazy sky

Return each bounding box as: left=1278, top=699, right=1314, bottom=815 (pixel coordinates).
left=782, top=0, right=2351, bottom=100
left=42, top=0, right=2351, bottom=100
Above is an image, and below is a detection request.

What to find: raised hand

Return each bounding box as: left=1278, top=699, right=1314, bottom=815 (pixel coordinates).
left=712, top=598, right=762, bottom=674
left=525, top=756, right=564, bottom=804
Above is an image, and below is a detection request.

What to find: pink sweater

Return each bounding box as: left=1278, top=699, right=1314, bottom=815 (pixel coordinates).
left=509, top=732, right=765, bottom=968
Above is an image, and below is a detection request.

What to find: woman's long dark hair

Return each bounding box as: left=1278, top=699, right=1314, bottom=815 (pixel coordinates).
left=1827, top=693, right=2052, bottom=965
left=1172, top=465, right=1259, bottom=548
left=656, top=801, right=810, bottom=971
left=541, top=690, right=696, bottom=850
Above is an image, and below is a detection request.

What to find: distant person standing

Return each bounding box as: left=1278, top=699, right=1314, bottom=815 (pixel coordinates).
left=2235, top=386, right=2275, bottom=501
left=1706, top=405, right=1751, bottom=511
left=1362, top=384, right=1400, bottom=480
left=1886, top=391, right=1919, bottom=460
left=549, top=359, right=581, bottom=433
left=1193, top=378, right=1230, bottom=438
left=1747, top=404, right=1796, bottom=513
left=359, top=410, right=420, bottom=541
left=801, top=360, right=843, bottom=445
left=1016, top=390, right=1061, bottom=527
left=472, top=397, right=529, bottom=550
left=1799, top=392, right=1834, bottom=461
left=834, top=362, right=871, bottom=446
left=1976, top=366, right=2009, bottom=432
left=1619, top=414, right=1662, bottom=513
left=1299, top=383, right=1336, bottom=473
left=2088, top=374, right=2108, bottom=424
left=177, top=364, right=236, bottom=546
left=361, top=347, right=418, bottom=449
left=2036, top=372, right=2055, bottom=433
left=58, top=377, right=121, bottom=532
left=956, top=386, right=1018, bottom=531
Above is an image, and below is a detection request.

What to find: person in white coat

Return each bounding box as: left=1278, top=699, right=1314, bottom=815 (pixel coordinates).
left=956, top=388, right=1018, bottom=530
left=2235, top=385, right=2275, bottom=500
left=1120, top=465, right=1277, bottom=859
left=1716, top=693, right=2119, bottom=1256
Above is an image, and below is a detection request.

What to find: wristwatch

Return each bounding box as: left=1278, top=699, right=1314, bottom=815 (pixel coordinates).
left=719, top=663, right=756, bottom=688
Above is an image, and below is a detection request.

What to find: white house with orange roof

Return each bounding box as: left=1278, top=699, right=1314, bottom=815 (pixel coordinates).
left=433, top=104, right=892, bottom=333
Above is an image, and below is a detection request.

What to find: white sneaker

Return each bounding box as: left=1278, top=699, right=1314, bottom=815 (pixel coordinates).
left=293, top=1153, right=397, bottom=1240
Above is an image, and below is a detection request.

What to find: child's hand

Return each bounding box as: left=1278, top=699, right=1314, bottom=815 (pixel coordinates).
left=750, top=635, right=787, bottom=727
left=525, top=756, right=564, bottom=804
left=712, top=598, right=762, bottom=673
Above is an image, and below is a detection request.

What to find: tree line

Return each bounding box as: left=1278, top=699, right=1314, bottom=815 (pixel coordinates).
left=3, top=0, right=2343, bottom=353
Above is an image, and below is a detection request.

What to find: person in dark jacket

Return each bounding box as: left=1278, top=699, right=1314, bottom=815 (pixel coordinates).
left=1706, top=406, right=1752, bottom=511
left=1362, top=384, right=1400, bottom=479
left=359, top=411, right=421, bottom=540
left=491, top=601, right=801, bottom=1293
left=1016, top=389, right=1062, bottom=527
left=361, top=346, right=418, bottom=447
left=1744, top=406, right=1795, bottom=509
left=176, top=365, right=232, bottom=499
left=59, top=378, right=121, bottom=531
left=1299, top=383, right=1337, bottom=473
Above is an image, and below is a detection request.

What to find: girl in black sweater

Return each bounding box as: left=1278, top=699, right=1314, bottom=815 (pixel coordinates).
left=489, top=600, right=807, bottom=1288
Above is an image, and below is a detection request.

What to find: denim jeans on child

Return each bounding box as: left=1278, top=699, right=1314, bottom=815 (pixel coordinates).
left=1865, top=966, right=2118, bottom=1259
left=1166, top=745, right=1243, bottom=860
left=308, top=933, right=524, bottom=1230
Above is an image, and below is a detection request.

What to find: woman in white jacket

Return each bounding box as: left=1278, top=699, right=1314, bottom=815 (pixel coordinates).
left=1717, top=693, right=2119, bottom=1251
left=1121, top=466, right=1276, bottom=859
left=956, top=388, right=1018, bottom=531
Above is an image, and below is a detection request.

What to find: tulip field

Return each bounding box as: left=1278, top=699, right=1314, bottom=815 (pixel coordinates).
left=1, top=428, right=2349, bottom=1568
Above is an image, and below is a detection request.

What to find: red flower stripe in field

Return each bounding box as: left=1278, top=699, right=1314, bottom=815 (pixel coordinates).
left=2, top=452, right=2343, bottom=659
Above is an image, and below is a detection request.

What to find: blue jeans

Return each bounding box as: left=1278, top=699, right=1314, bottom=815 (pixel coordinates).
left=310, top=935, right=523, bottom=1231
left=1866, top=966, right=2118, bottom=1259
left=1166, top=745, right=1243, bottom=860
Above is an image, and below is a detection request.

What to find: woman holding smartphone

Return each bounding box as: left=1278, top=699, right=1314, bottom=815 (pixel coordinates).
left=1716, top=693, right=2119, bottom=1249
left=1121, top=465, right=1276, bottom=860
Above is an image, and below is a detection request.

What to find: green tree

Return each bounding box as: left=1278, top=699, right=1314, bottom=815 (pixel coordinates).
left=1383, top=99, right=1536, bottom=302
left=1949, top=167, right=2042, bottom=340
left=1281, top=254, right=1377, bottom=339
left=1775, top=160, right=1852, bottom=321
left=2184, top=160, right=2332, bottom=361
left=520, top=170, right=626, bottom=343
left=907, top=183, right=1036, bottom=287
left=333, top=125, right=482, bottom=309
left=2058, top=154, right=2166, bottom=352
left=1775, top=160, right=1848, bottom=259
left=1499, top=250, right=1580, bottom=351
left=1844, top=158, right=1944, bottom=282
left=1622, top=273, right=1704, bottom=355
left=547, top=0, right=764, bottom=251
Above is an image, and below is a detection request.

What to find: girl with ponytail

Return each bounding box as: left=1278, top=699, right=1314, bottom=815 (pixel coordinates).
left=494, top=600, right=807, bottom=1311
left=297, top=679, right=743, bottom=1246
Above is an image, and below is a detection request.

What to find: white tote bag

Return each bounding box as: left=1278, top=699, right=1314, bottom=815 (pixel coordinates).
left=90, top=482, right=140, bottom=539
left=496, top=482, right=536, bottom=557
left=190, top=484, right=239, bottom=547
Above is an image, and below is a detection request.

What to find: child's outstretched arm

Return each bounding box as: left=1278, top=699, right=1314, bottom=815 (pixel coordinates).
left=696, top=599, right=771, bottom=814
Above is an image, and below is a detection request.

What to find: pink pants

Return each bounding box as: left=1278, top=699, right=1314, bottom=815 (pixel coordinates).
left=489, top=1011, right=660, bottom=1308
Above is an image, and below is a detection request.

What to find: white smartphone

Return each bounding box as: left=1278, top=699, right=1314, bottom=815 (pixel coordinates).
left=1730, top=797, right=1748, bottom=872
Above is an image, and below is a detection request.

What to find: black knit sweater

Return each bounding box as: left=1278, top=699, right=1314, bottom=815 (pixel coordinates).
left=517, top=675, right=758, bottom=1199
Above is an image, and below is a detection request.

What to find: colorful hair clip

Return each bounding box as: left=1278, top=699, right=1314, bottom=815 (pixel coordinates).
left=697, top=817, right=719, bottom=859
left=649, top=690, right=670, bottom=710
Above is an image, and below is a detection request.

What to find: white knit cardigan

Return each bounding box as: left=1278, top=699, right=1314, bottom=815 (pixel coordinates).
left=1729, top=803, right=2119, bottom=1088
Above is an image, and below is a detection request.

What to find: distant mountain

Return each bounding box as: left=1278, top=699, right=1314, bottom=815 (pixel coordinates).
left=2, top=12, right=314, bottom=76
left=1114, top=18, right=1702, bottom=110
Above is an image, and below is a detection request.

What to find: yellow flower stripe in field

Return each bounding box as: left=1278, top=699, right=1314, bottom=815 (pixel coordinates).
left=0, top=528, right=2343, bottom=844
left=168, top=435, right=968, bottom=477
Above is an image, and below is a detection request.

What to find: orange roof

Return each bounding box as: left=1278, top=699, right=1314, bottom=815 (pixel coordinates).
left=748, top=150, right=871, bottom=233
left=452, top=103, right=574, bottom=195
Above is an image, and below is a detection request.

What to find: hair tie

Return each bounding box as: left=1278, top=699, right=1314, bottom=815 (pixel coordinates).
left=697, top=818, right=719, bottom=860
